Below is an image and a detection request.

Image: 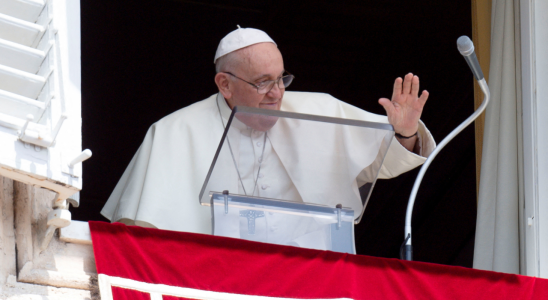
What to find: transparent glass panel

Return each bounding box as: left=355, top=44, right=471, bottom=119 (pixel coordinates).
left=211, top=193, right=356, bottom=253
left=199, top=106, right=394, bottom=223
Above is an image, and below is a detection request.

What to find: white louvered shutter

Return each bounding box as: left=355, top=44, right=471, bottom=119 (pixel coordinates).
left=0, top=0, right=84, bottom=205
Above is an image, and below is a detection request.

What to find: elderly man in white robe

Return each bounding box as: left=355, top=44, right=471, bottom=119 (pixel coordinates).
left=101, top=27, right=436, bottom=241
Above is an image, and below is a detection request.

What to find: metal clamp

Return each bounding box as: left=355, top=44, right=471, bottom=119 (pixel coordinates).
left=223, top=190, right=229, bottom=214
left=336, top=204, right=342, bottom=230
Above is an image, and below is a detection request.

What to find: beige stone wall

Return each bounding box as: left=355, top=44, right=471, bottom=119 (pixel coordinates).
left=0, top=176, right=97, bottom=299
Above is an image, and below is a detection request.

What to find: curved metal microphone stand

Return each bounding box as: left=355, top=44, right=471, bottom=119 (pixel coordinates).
left=402, top=39, right=491, bottom=261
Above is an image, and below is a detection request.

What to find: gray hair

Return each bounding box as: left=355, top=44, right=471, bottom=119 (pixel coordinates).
left=215, top=54, right=231, bottom=73
left=215, top=47, right=252, bottom=73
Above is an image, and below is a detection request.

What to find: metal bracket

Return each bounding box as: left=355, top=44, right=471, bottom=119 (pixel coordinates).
left=40, top=199, right=72, bottom=252
left=62, top=149, right=92, bottom=177
left=336, top=204, right=342, bottom=230
left=18, top=113, right=67, bottom=148
left=223, top=190, right=229, bottom=214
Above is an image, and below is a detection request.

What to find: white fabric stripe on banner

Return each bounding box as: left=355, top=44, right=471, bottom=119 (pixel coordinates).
left=98, top=273, right=114, bottom=300
left=150, top=292, right=163, bottom=300
left=98, top=273, right=354, bottom=300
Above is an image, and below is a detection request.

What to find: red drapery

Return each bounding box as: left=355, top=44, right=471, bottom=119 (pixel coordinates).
left=90, top=221, right=548, bottom=299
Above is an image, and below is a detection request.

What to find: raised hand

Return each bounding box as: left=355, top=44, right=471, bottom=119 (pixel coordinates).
left=378, top=73, right=429, bottom=136
left=378, top=73, right=429, bottom=151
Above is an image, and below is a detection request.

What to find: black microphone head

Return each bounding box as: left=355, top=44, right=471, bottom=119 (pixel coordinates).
left=457, top=36, right=474, bottom=56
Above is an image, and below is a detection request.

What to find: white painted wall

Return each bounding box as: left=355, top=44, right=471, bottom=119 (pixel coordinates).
left=520, top=0, right=548, bottom=278
left=533, top=0, right=548, bottom=279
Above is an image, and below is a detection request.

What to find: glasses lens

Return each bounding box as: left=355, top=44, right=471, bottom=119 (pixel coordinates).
left=258, top=81, right=275, bottom=94
left=257, top=75, right=294, bottom=94
left=282, top=75, right=294, bottom=88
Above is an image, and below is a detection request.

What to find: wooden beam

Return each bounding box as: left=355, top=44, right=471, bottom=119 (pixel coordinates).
left=471, top=0, right=491, bottom=199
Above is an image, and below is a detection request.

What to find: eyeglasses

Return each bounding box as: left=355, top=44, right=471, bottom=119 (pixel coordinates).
left=222, top=71, right=295, bottom=95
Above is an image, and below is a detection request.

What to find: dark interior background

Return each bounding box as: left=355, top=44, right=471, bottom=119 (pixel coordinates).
left=77, top=0, right=477, bottom=267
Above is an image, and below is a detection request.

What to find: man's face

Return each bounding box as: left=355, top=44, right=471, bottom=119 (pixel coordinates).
left=225, top=43, right=285, bottom=111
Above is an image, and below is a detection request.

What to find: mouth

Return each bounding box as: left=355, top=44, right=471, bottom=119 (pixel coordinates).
left=260, top=100, right=279, bottom=108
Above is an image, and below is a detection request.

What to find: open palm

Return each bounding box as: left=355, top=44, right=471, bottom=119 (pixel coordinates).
left=378, top=73, right=429, bottom=137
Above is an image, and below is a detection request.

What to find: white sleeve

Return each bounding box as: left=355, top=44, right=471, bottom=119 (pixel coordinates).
left=378, top=120, right=436, bottom=179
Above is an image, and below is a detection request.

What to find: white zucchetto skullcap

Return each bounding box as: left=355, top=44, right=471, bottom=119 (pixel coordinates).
left=214, top=25, right=276, bottom=63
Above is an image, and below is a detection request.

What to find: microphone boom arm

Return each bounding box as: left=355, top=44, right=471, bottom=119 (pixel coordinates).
left=402, top=37, right=491, bottom=261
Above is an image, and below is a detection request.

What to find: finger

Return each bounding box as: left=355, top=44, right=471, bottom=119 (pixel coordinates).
left=378, top=98, right=394, bottom=115
left=411, top=75, right=419, bottom=97
left=392, top=77, right=403, bottom=98
left=418, top=90, right=429, bottom=106
left=402, top=73, right=413, bottom=95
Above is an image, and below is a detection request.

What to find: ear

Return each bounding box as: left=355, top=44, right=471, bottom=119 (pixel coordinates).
left=215, top=73, right=233, bottom=100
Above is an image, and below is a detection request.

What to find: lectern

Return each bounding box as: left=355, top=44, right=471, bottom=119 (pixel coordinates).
left=199, top=106, right=394, bottom=254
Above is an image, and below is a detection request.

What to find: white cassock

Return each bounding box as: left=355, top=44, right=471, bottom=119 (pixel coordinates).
left=101, top=92, right=436, bottom=238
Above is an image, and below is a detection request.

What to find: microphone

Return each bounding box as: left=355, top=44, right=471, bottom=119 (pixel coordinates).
left=457, top=36, right=484, bottom=81
left=401, top=36, right=490, bottom=261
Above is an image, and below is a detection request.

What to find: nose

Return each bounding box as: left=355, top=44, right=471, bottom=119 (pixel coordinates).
left=267, top=81, right=283, bottom=98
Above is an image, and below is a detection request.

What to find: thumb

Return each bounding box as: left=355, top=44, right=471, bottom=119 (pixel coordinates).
left=378, top=98, right=394, bottom=115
